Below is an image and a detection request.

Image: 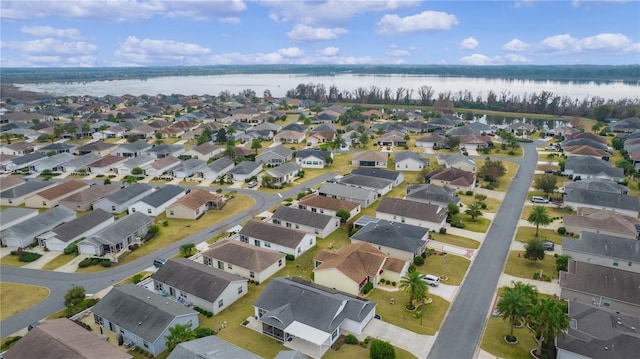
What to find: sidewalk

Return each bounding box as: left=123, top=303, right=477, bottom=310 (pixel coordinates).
left=358, top=319, right=434, bottom=359
left=426, top=240, right=476, bottom=260
left=497, top=273, right=560, bottom=296
left=445, top=226, right=487, bottom=242
left=55, top=254, right=89, bottom=273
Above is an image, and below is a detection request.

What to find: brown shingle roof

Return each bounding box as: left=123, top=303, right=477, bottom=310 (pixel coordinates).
left=34, top=180, right=87, bottom=200
left=427, top=167, right=475, bottom=187
left=298, top=194, right=359, bottom=212
left=564, top=145, right=611, bottom=157
left=203, top=238, right=285, bottom=272
left=376, top=197, right=447, bottom=223
left=0, top=177, right=25, bottom=191
left=560, top=261, right=640, bottom=305
left=168, top=189, right=222, bottom=210
left=150, top=155, right=180, bottom=170
left=563, top=207, right=640, bottom=237
left=88, top=156, right=127, bottom=168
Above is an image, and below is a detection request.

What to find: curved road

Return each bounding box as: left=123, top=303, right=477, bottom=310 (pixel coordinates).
left=0, top=172, right=335, bottom=337
left=427, top=141, right=539, bottom=359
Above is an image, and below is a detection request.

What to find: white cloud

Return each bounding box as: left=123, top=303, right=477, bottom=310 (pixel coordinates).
left=503, top=53, right=532, bottom=63
left=503, top=38, right=529, bottom=51
left=319, top=47, right=339, bottom=56
left=460, top=37, right=479, bottom=50
left=376, top=11, right=459, bottom=35
left=459, top=54, right=495, bottom=65
left=219, top=17, right=241, bottom=24
left=278, top=47, right=304, bottom=58
left=458, top=53, right=532, bottom=65
left=165, top=0, right=247, bottom=21
left=263, top=0, right=420, bottom=26
left=2, top=38, right=98, bottom=56
left=538, top=34, right=577, bottom=52
left=21, top=26, right=83, bottom=40
left=571, top=0, right=631, bottom=8
left=287, top=24, right=348, bottom=42
left=387, top=49, right=410, bottom=57
left=114, top=36, right=211, bottom=65
left=578, top=33, right=634, bottom=51
left=533, top=32, right=638, bottom=54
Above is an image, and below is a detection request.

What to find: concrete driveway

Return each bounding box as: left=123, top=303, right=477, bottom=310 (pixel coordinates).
left=358, top=318, right=434, bottom=359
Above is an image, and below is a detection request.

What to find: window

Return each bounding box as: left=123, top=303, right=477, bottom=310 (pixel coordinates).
left=310, top=238, right=313, bottom=245
left=278, top=259, right=283, bottom=267
left=227, top=263, right=233, bottom=269
left=264, top=242, right=271, bottom=248
left=147, top=208, right=152, bottom=214
left=298, top=247, right=301, bottom=254
left=320, top=209, right=324, bottom=214
left=332, top=328, right=338, bottom=341
left=180, top=291, right=187, bottom=298
left=240, top=235, right=248, bottom=243
left=273, top=219, right=281, bottom=225
left=143, top=341, right=149, bottom=349
left=250, top=271, right=255, bottom=279
left=314, top=229, right=319, bottom=235
left=311, top=208, right=317, bottom=212
left=8, top=200, right=12, bottom=204
left=614, top=261, right=619, bottom=266
left=218, top=299, right=224, bottom=308
left=42, top=201, right=46, bottom=206
left=254, top=240, right=261, bottom=247
left=169, top=210, right=174, bottom=215
left=238, top=286, right=243, bottom=294
left=218, top=261, right=224, bottom=270
left=286, top=222, right=291, bottom=228
left=111, top=205, right=116, bottom=211
left=295, top=224, right=299, bottom=229
left=131, top=208, right=136, bottom=212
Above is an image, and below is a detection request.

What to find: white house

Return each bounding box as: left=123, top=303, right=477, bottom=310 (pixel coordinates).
left=200, top=157, right=234, bottom=180
left=36, top=209, right=114, bottom=252
left=93, top=183, right=154, bottom=214
left=128, top=185, right=186, bottom=217
left=271, top=206, right=340, bottom=238
left=238, top=220, right=315, bottom=258
left=297, top=194, right=361, bottom=220
left=295, top=149, right=333, bottom=169
left=376, top=197, right=447, bottom=230
left=394, top=151, right=430, bottom=171
left=227, top=161, right=262, bottom=182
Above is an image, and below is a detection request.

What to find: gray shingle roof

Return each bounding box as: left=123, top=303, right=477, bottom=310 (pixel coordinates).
left=564, top=178, right=629, bottom=194
left=319, top=182, right=375, bottom=201
left=34, top=152, right=74, bottom=169
left=562, top=138, right=609, bottom=150
left=0, top=207, right=38, bottom=228
left=565, top=156, right=623, bottom=178
left=152, top=258, right=246, bottom=303
left=121, top=154, right=154, bottom=168
left=560, top=261, right=640, bottom=306
left=139, top=185, right=185, bottom=207
left=239, top=220, right=307, bottom=249
left=0, top=180, right=54, bottom=199
left=1, top=206, right=75, bottom=241
left=120, top=140, right=151, bottom=152
left=563, top=232, right=640, bottom=263
left=406, top=184, right=460, bottom=205
left=266, top=162, right=301, bottom=178
left=350, top=219, right=428, bottom=252
left=175, top=159, right=206, bottom=172
left=350, top=167, right=402, bottom=181
left=208, top=157, right=234, bottom=172
left=61, top=153, right=101, bottom=169
left=10, top=152, right=46, bottom=166
left=103, top=183, right=152, bottom=205
left=85, top=212, right=153, bottom=246
left=147, top=144, right=183, bottom=154
left=564, top=187, right=640, bottom=212
left=202, top=238, right=285, bottom=272
left=229, top=161, right=261, bottom=175
left=274, top=351, right=308, bottom=359
left=295, top=149, right=331, bottom=161
left=168, top=336, right=262, bottom=359
left=338, top=174, right=394, bottom=190
left=376, top=197, right=446, bottom=223
left=44, top=209, right=113, bottom=243
left=91, top=284, right=196, bottom=343
left=254, top=277, right=375, bottom=335
left=394, top=151, right=429, bottom=164
left=272, top=206, right=335, bottom=229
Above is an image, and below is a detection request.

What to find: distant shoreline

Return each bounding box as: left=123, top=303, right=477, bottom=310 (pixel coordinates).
left=2, top=65, right=639, bottom=85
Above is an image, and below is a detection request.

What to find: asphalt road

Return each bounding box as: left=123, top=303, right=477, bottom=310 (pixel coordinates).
left=0, top=172, right=335, bottom=337
left=427, top=142, right=539, bottom=359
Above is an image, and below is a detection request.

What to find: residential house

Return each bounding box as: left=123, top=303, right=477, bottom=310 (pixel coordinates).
left=0, top=176, right=23, bottom=191
left=92, top=125, right=126, bottom=140
left=58, top=153, right=101, bottom=173
left=394, top=151, right=430, bottom=171
left=566, top=132, right=609, bottom=144
left=38, top=142, right=76, bottom=155
left=376, top=131, right=407, bottom=147
left=556, top=300, right=640, bottom=359
left=91, top=284, right=199, bottom=357
left=171, top=159, right=207, bottom=178
left=4, top=152, right=46, bottom=172
left=151, top=258, right=248, bottom=315
left=563, top=178, right=629, bottom=195
left=3, top=318, right=131, bottom=359
left=0, top=141, right=36, bottom=156
left=337, top=174, right=393, bottom=196
left=0, top=207, right=39, bottom=229
left=114, top=141, right=152, bottom=158
left=318, top=182, right=378, bottom=208
left=563, top=207, right=640, bottom=240
left=562, top=232, right=640, bottom=274
left=405, top=183, right=461, bottom=208
left=1, top=206, right=76, bottom=248
left=351, top=167, right=405, bottom=187
left=24, top=180, right=88, bottom=208
left=437, top=153, right=477, bottom=173
left=563, top=156, right=623, bottom=181
left=376, top=197, right=447, bottom=230
left=33, top=152, right=74, bottom=172
left=36, top=209, right=114, bottom=251
left=183, top=143, right=223, bottom=160
left=563, top=187, right=640, bottom=217
left=76, top=141, right=117, bottom=156
left=263, top=162, right=301, bottom=184
left=458, top=134, right=492, bottom=150
left=281, top=123, right=308, bottom=133
left=295, top=149, right=333, bottom=169
left=560, top=260, right=640, bottom=315
left=115, top=154, right=155, bottom=176
left=415, top=134, right=447, bottom=149
left=167, top=336, right=262, bottom=359
left=445, top=126, right=479, bottom=137
left=253, top=277, right=376, bottom=356
left=351, top=151, right=388, bottom=168
left=298, top=194, right=360, bottom=220
left=227, top=161, right=262, bottom=182
left=166, top=189, right=224, bottom=220
left=312, top=110, right=340, bottom=124
left=427, top=117, right=458, bottom=130
left=237, top=220, right=315, bottom=258
left=314, top=242, right=409, bottom=296
left=426, top=167, right=476, bottom=191
left=0, top=154, right=18, bottom=173
left=58, top=184, right=121, bottom=211
left=147, top=144, right=185, bottom=159
left=309, top=123, right=337, bottom=143
left=128, top=184, right=186, bottom=217
left=608, top=117, right=640, bottom=133
left=77, top=212, right=153, bottom=256
left=274, top=130, right=305, bottom=144
left=507, top=121, right=536, bottom=134
left=350, top=219, right=429, bottom=261
left=87, top=156, right=128, bottom=175
left=200, top=157, right=234, bottom=180
left=146, top=155, right=181, bottom=177
left=202, top=238, right=286, bottom=283
left=0, top=180, right=56, bottom=206
left=271, top=206, right=340, bottom=238
left=93, top=183, right=154, bottom=213
left=561, top=138, right=609, bottom=152
left=127, top=124, right=156, bottom=138
left=255, top=145, right=294, bottom=165
left=564, top=145, right=612, bottom=160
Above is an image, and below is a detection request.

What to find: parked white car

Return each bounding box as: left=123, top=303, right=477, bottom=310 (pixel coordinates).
left=422, top=274, right=440, bottom=287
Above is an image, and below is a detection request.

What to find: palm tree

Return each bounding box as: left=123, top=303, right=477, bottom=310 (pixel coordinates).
left=464, top=203, right=483, bottom=222
left=528, top=298, right=569, bottom=357
left=332, top=134, right=346, bottom=150
left=179, top=243, right=196, bottom=258
left=399, top=271, right=428, bottom=309
left=527, top=205, right=551, bottom=236
left=496, top=288, right=528, bottom=340
left=251, top=138, right=262, bottom=155
left=510, top=281, right=538, bottom=305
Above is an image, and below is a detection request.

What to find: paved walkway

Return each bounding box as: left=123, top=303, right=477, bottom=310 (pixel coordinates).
left=20, top=251, right=60, bottom=270
left=55, top=254, right=89, bottom=273
left=497, top=273, right=560, bottom=296
left=445, top=227, right=487, bottom=242
left=358, top=319, right=434, bottom=359
left=426, top=240, right=475, bottom=260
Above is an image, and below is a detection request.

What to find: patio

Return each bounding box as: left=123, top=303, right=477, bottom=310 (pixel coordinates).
left=242, top=316, right=329, bottom=359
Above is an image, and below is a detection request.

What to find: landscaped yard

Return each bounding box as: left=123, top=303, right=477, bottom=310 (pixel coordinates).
left=42, top=252, right=78, bottom=270
left=0, top=254, right=27, bottom=267
left=450, top=215, right=491, bottom=233
left=520, top=205, right=572, bottom=221
left=479, top=146, right=523, bottom=158
left=514, top=227, right=563, bottom=245
left=0, top=282, right=50, bottom=320
left=457, top=194, right=502, bottom=213
left=367, top=289, right=449, bottom=335
left=480, top=316, right=538, bottom=359
left=324, top=341, right=416, bottom=359
left=504, top=250, right=559, bottom=281
left=429, top=232, right=480, bottom=249
left=474, top=159, right=519, bottom=192
left=418, top=253, right=470, bottom=285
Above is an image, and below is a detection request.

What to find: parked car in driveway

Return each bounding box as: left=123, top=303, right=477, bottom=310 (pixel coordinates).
left=542, top=241, right=555, bottom=251
left=531, top=196, right=549, bottom=203
left=422, top=274, right=440, bottom=287
left=247, top=181, right=258, bottom=188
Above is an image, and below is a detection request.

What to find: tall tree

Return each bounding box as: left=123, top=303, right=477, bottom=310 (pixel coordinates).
left=180, top=243, right=196, bottom=258
left=399, top=271, right=428, bottom=309
left=332, top=134, right=346, bottom=150
left=524, top=238, right=546, bottom=263
left=251, top=138, right=262, bottom=155
left=64, top=286, right=86, bottom=308
left=464, top=203, right=483, bottom=222
left=216, top=128, right=228, bottom=143
left=444, top=136, right=460, bottom=151
left=165, top=323, right=195, bottom=351
left=528, top=298, right=569, bottom=357
left=496, top=287, right=528, bottom=339
left=533, top=174, right=558, bottom=199
left=479, top=158, right=507, bottom=184
left=527, top=205, right=551, bottom=236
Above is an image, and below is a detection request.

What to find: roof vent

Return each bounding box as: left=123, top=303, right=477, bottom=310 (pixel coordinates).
left=138, top=322, right=142, bottom=326
left=147, top=296, right=151, bottom=299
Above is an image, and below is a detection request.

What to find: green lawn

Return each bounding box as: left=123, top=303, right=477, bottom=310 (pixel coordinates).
left=521, top=205, right=572, bottom=220
left=42, top=253, right=78, bottom=270
left=367, top=289, right=449, bottom=335
left=324, top=341, right=416, bottom=359
left=504, top=251, right=559, bottom=281
left=480, top=316, right=538, bottom=359
left=418, top=253, right=470, bottom=285
left=451, top=215, right=491, bottom=233
left=475, top=159, right=519, bottom=192
left=0, top=254, right=26, bottom=267
left=0, top=282, right=50, bottom=321
left=429, top=232, right=480, bottom=249
left=515, top=227, right=562, bottom=245
left=479, top=146, right=523, bottom=158
left=457, top=194, right=502, bottom=213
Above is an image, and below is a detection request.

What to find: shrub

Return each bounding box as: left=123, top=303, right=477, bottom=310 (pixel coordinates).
left=283, top=197, right=293, bottom=202
left=132, top=274, right=143, bottom=284
left=19, top=252, right=41, bottom=262
left=481, top=203, right=487, bottom=209
left=465, top=190, right=473, bottom=196
left=370, top=340, right=396, bottom=359
left=413, top=256, right=425, bottom=265
left=391, top=281, right=396, bottom=286
left=557, top=227, right=567, bottom=235
left=408, top=265, right=416, bottom=273
left=385, top=279, right=391, bottom=285
left=344, top=334, right=359, bottom=345
left=286, top=254, right=295, bottom=261
left=78, top=258, right=92, bottom=268
left=144, top=232, right=156, bottom=241
left=362, top=282, right=374, bottom=295
left=148, top=225, right=160, bottom=234
left=128, top=243, right=140, bottom=251
left=64, top=243, right=78, bottom=255
left=162, top=220, right=169, bottom=227
left=533, top=272, right=540, bottom=280
left=195, top=327, right=217, bottom=338
left=439, top=227, right=447, bottom=234
left=101, top=260, right=111, bottom=267
left=296, top=192, right=306, bottom=200
left=90, top=257, right=100, bottom=265
left=206, top=311, right=213, bottom=318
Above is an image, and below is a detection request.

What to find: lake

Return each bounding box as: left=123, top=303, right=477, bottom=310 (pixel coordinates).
left=14, top=73, right=639, bottom=101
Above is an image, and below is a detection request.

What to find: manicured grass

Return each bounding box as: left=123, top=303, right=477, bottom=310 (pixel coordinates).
left=474, top=159, right=519, bottom=192
left=515, top=227, right=562, bottom=245
left=480, top=316, right=538, bottom=359
left=521, top=205, right=572, bottom=220
left=429, top=232, right=480, bottom=249
left=41, top=252, right=78, bottom=270
left=457, top=194, right=502, bottom=213
left=324, top=341, right=416, bottom=359
left=418, top=253, right=470, bottom=285
left=479, top=146, right=523, bottom=158
left=451, top=215, right=491, bottom=233
left=367, top=289, right=449, bottom=335
left=0, top=282, right=50, bottom=320
left=504, top=251, right=559, bottom=281
left=0, top=254, right=26, bottom=267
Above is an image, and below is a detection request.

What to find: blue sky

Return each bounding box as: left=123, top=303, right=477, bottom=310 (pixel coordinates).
left=1, top=0, right=639, bottom=67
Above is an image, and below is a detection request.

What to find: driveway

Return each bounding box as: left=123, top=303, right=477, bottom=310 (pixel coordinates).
left=358, top=319, right=434, bottom=359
